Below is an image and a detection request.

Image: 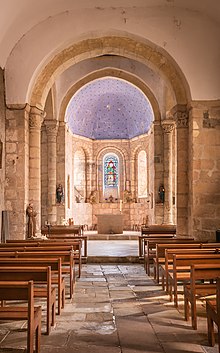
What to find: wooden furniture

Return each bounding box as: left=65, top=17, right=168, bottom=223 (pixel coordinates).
left=0, top=242, right=81, bottom=283
left=16, top=250, right=75, bottom=299
left=184, top=264, right=220, bottom=330
left=206, top=277, right=220, bottom=353
left=139, top=224, right=176, bottom=257
left=162, top=247, right=220, bottom=292
left=0, top=266, right=56, bottom=335
left=153, top=241, right=219, bottom=283
left=0, top=280, right=41, bottom=353
left=145, top=239, right=196, bottom=278
left=6, top=236, right=87, bottom=261
left=0, top=249, right=74, bottom=299
left=41, top=224, right=84, bottom=236
left=141, top=224, right=176, bottom=236
left=0, top=257, right=65, bottom=315
left=168, top=253, right=220, bottom=307
left=139, top=234, right=175, bottom=258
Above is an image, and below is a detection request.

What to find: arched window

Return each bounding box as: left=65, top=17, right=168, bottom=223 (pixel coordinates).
left=103, top=154, right=119, bottom=200
left=138, top=150, right=148, bottom=198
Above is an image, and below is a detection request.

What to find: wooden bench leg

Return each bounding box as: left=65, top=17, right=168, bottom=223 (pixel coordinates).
left=35, top=312, right=41, bottom=353
left=184, top=285, right=190, bottom=321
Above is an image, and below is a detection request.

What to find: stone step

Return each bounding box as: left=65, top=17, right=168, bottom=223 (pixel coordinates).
left=87, top=234, right=139, bottom=240
left=87, top=256, right=143, bottom=263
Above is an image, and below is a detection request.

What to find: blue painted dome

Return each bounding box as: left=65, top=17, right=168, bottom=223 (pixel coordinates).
left=65, top=77, right=154, bottom=139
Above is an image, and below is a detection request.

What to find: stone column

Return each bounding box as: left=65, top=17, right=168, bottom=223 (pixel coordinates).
left=162, top=120, right=175, bottom=224
left=45, top=120, right=59, bottom=224
left=29, top=106, right=45, bottom=234
left=172, top=105, right=189, bottom=236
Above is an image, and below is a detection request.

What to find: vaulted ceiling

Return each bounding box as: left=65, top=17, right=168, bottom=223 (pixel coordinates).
left=65, top=77, right=154, bottom=139
left=1, top=0, right=220, bottom=108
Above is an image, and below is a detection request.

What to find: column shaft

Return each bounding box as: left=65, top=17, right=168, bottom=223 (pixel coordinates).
left=29, top=107, right=45, bottom=233
left=45, top=120, right=58, bottom=224
left=162, top=120, right=175, bottom=224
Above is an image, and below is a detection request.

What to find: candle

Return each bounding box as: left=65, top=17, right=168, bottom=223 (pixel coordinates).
left=119, top=200, right=123, bottom=212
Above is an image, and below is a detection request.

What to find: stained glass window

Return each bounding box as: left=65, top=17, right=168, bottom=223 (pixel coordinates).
left=104, top=155, right=118, bottom=188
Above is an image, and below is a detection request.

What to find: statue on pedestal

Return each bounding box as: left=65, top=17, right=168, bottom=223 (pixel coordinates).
left=158, top=185, right=165, bottom=203
left=56, top=184, right=64, bottom=204
left=26, top=203, right=37, bottom=238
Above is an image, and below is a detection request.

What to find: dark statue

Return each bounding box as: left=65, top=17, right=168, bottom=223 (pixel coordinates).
left=159, top=185, right=165, bottom=203
left=56, top=184, right=64, bottom=204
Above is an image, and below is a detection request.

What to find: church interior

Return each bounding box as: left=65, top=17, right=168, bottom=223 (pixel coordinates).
left=0, top=1, right=220, bottom=352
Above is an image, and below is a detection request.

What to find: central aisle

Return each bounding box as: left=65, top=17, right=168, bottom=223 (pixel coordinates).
left=38, top=264, right=214, bottom=353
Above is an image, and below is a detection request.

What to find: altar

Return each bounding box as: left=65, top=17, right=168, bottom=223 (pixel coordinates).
left=96, top=214, right=123, bottom=234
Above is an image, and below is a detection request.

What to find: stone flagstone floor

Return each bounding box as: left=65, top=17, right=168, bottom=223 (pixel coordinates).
left=0, top=263, right=218, bottom=353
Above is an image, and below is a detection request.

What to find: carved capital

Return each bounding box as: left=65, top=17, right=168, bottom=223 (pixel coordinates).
left=29, top=106, right=46, bottom=129
left=162, top=120, right=175, bottom=134
left=174, top=110, right=189, bottom=128
left=44, top=120, right=59, bottom=136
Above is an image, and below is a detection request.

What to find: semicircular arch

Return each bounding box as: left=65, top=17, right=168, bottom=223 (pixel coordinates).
left=30, top=35, right=190, bottom=109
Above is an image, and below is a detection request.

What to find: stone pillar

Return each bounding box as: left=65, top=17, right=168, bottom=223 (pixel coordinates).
left=29, top=107, right=45, bottom=233
left=162, top=120, right=175, bottom=224
left=172, top=106, right=189, bottom=236
left=45, top=120, right=59, bottom=224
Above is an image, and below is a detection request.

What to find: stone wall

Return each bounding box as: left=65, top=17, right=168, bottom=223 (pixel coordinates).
left=0, top=69, right=5, bottom=239
left=189, top=101, right=220, bottom=241
left=5, top=106, right=29, bottom=239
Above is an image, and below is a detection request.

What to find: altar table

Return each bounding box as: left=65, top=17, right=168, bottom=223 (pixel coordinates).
left=96, top=214, right=123, bottom=234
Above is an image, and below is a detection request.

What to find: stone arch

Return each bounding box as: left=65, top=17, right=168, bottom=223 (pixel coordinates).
left=30, top=35, right=190, bottom=109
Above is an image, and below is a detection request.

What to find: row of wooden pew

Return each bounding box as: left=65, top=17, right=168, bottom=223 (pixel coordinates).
left=0, top=237, right=84, bottom=353
left=142, top=234, right=220, bottom=352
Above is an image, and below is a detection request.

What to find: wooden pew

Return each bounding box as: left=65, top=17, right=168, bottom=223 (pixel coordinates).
left=17, top=250, right=75, bottom=299
left=139, top=234, right=175, bottom=258
left=184, top=264, right=220, bottom=330
left=153, top=242, right=219, bottom=284
left=0, top=266, right=55, bottom=335
left=139, top=224, right=177, bottom=258
left=154, top=243, right=203, bottom=281
left=141, top=224, right=176, bottom=236
left=7, top=235, right=88, bottom=259
left=0, top=249, right=74, bottom=299
left=168, top=253, right=220, bottom=307
left=0, top=280, right=41, bottom=353
left=0, top=242, right=82, bottom=279
left=0, top=257, right=65, bottom=315
left=145, top=239, right=196, bottom=278
left=162, top=247, right=220, bottom=292
left=206, top=277, right=220, bottom=353
left=46, top=235, right=88, bottom=259
left=41, top=224, right=83, bottom=236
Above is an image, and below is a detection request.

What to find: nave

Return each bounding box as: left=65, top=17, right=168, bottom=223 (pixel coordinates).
left=0, top=259, right=218, bottom=353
